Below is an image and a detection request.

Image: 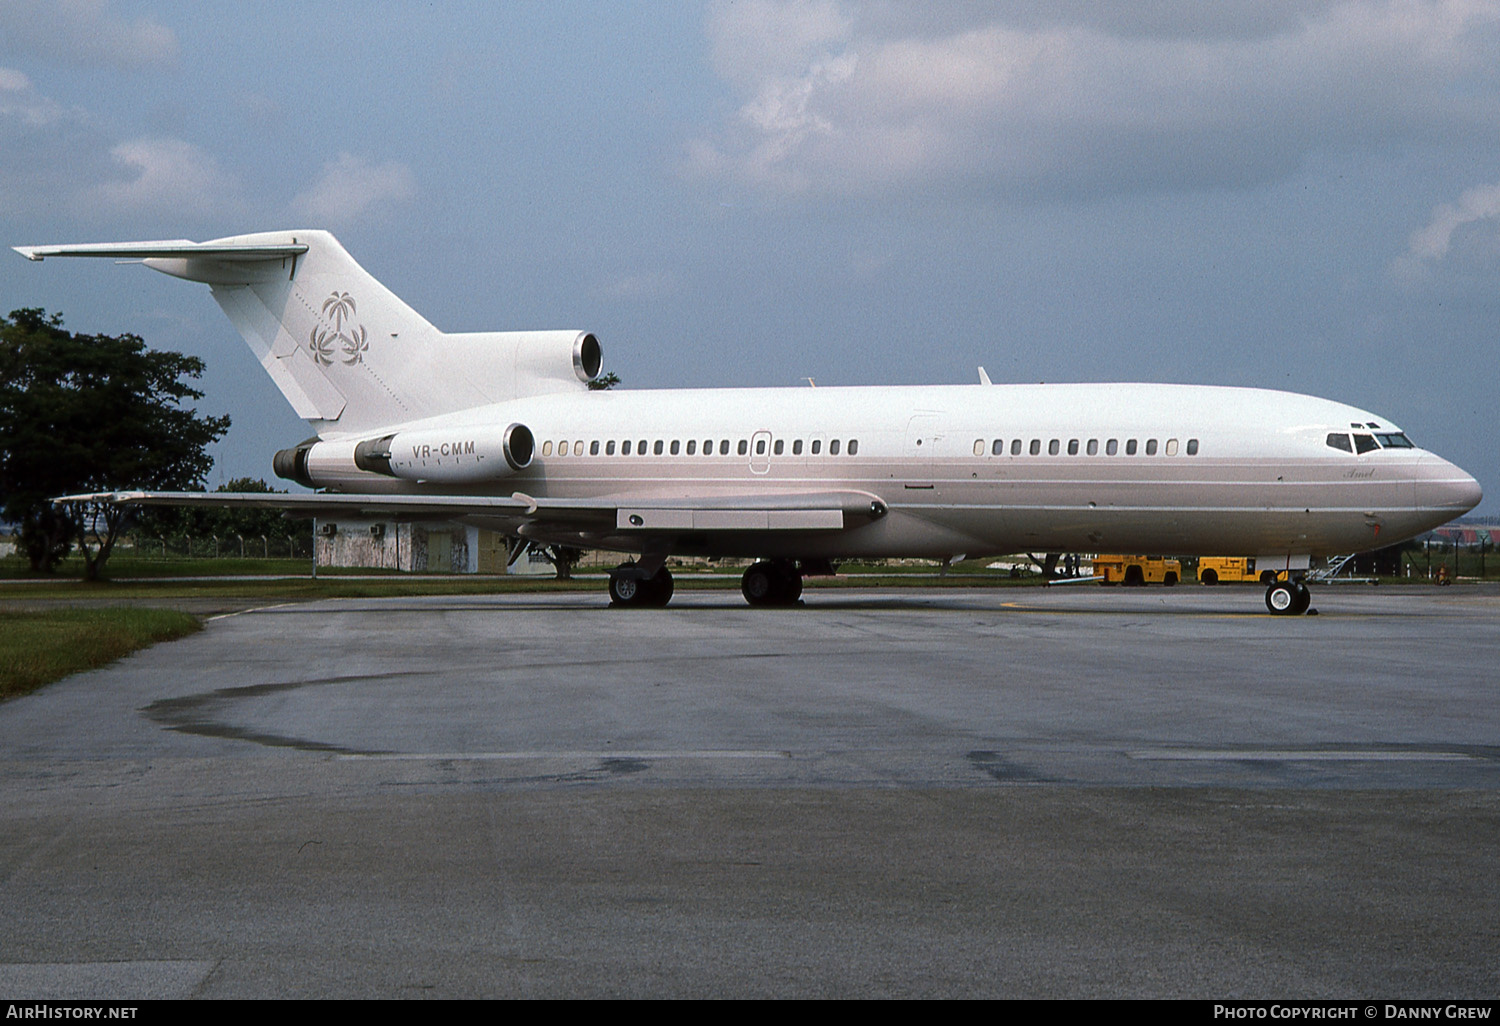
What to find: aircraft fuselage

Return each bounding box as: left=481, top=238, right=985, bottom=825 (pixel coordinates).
left=298, top=381, right=1479, bottom=562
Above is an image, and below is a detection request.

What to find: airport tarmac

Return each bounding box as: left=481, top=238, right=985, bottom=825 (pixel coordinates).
left=1, top=585, right=1497, bottom=998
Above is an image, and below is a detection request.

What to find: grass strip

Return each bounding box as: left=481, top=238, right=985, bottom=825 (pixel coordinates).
left=0, top=607, right=201, bottom=701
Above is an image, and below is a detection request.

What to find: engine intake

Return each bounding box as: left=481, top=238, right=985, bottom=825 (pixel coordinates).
left=573, top=332, right=602, bottom=382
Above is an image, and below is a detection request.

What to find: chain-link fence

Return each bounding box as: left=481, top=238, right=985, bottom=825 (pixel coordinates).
left=122, top=534, right=313, bottom=560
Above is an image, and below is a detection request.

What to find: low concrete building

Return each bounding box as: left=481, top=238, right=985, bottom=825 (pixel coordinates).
left=312, top=518, right=620, bottom=575
left=313, top=519, right=507, bottom=573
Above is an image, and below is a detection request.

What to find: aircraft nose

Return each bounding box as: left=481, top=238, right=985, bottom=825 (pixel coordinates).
left=1452, top=470, right=1483, bottom=513
left=1420, top=457, right=1483, bottom=515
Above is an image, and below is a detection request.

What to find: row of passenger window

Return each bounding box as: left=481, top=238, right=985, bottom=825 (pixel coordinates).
left=972, top=437, right=1200, bottom=457
left=1325, top=431, right=1414, bottom=453
left=545, top=430, right=1411, bottom=459
left=541, top=437, right=861, bottom=458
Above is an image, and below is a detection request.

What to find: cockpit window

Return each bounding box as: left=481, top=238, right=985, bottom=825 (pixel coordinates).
left=1353, top=434, right=1379, bottom=454
left=1326, top=433, right=1353, bottom=452
left=1376, top=432, right=1414, bottom=448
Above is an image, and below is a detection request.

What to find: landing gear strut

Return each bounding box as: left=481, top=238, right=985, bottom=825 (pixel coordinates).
left=741, top=560, right=803, bottom=607
left=608, top=562, right=674, bottom=608
left=1265, top=579, right=1311, bottom=616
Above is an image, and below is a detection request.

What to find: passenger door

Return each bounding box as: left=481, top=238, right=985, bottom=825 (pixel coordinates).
left=749, top=430, right=772, bottom=474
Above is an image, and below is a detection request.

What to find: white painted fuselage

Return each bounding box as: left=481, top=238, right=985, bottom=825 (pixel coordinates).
left=309, top=381, right=1480, bottom=562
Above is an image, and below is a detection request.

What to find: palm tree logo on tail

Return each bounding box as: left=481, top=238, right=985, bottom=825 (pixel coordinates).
left=308, top=291, right=369, bottom=366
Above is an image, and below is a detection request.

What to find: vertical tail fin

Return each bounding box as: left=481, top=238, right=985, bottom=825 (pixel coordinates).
left=16, top=230, right=604, bottom=437
left=156, top=230, right=438, bottom=434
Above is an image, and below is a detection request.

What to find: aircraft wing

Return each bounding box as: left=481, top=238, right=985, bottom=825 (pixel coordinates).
left=55, top=490, right=534, bottom=521
left=55, top=490, right=888, bottom=533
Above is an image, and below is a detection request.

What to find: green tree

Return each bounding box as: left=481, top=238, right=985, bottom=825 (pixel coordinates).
left=537, top=544, right=585, bottom=579
left=0, top=309, right=230, bottom=579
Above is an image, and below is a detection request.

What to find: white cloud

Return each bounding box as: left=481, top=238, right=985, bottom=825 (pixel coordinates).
left=90, top=137, right=240, bottom=217
left=1407, top=183, right=1500, bottom=262
left=1390, top=181, right=1500, bottom=282
left=0, top=67, right=109, bottom=216
left=731, top=52, right=858, bottom=190
left=0, top=0, right=178, bottom=70
left=690, top=0, right=1500, bottom=198
left=0, top=65, right=243, bottom=223
left=0, top=67, right=70, bottom=126
left=707, top=0, right=853, bottom=86
left=290, top=153, right=416, bottom=223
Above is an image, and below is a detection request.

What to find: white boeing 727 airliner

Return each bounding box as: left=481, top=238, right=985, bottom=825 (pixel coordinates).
left=15, top=230, right=1482, bottom=614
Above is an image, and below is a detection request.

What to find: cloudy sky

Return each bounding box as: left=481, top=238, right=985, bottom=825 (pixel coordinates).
left=3, top=1, right=1497, bottom=514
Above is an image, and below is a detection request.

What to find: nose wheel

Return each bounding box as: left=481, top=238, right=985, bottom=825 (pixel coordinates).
left=1265, top=580, right=1311, bottom=615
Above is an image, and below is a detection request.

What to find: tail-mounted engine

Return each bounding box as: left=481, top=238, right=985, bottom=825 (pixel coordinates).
left=275, top=423, right=535, bottom=488
left=440, top=329, right=604, bottom=400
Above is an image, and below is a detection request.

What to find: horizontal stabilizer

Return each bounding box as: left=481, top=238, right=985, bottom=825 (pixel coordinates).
left=13, top=240, right=308, bottom=262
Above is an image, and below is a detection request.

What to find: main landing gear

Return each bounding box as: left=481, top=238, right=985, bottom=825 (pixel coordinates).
left=607, top=562, right=674, bottom=608
left=1264, top=579, right=1312, bottom=616
left=607, top=558, right=809, bottom=608
left=740, top=560, right=803, bottom=607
